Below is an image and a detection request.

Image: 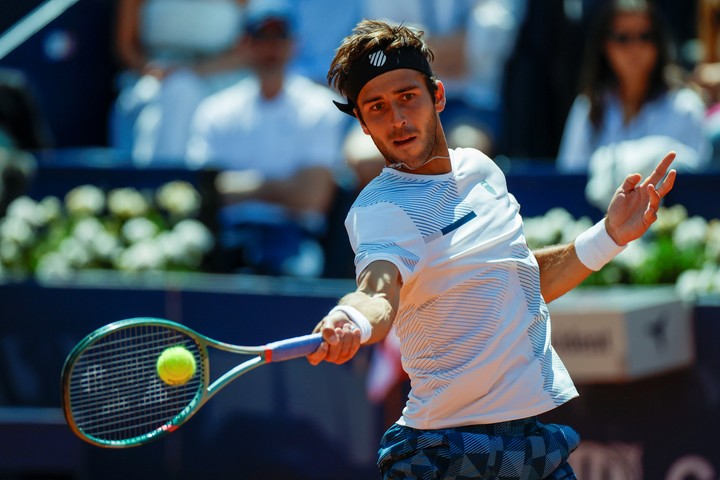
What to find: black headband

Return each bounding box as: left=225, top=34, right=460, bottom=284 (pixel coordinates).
left=333, top=46, right=434, bottom=117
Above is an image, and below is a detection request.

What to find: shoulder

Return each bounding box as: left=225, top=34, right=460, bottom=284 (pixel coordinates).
left=452, top=147, right=503, bottom=176
left=286, top=75, right=344, bottom=115
left=567, top=94, right=592, bottom=117
left=286, top=75, right=342, bottom=106
left=194, top=77, right=256, bottom=123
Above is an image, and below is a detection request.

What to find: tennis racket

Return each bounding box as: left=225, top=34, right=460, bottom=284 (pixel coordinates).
left=61, top=317, right=322, bottom=448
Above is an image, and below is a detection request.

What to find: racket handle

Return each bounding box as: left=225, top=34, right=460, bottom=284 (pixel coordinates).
left=265, top=333, right=323, bottom=362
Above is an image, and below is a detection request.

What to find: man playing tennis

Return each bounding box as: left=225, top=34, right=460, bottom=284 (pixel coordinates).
left=307, top=20, right=676, bottom=479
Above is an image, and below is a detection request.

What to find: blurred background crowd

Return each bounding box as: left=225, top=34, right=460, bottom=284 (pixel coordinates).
left=0, top=0, right=719, bottom=285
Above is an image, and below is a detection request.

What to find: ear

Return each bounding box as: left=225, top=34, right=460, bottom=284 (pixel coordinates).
left=434, top=81, right=446, bottom=113
left=359, top=118, right=370, bottom=135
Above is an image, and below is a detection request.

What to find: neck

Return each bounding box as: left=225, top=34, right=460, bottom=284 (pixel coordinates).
left=259, top=71, right=285, bottom=99
left=619, top=78, right=648, bottom=121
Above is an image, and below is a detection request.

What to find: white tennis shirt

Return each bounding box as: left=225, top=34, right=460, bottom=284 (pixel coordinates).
left=346, top=148, right=578, bottom=429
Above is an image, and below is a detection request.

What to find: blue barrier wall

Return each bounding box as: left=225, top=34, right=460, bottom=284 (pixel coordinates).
left=0, top=274, right=382, bottom=479
left=1, top=275, right=719, bottom=479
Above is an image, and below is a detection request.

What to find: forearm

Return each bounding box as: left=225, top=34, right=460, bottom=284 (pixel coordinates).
left=535, top=218, right=626, bottom=303
left=308, top=261, right=401, bottom=365
left=335, top=290, right=396, bottom=344
left=217, top=167, right=335, bottom=214
left=191, top=47, right=247, bottom=77
left=535, top=243, right=593, bottom=303
left=116, top=0, right=146, bottom=71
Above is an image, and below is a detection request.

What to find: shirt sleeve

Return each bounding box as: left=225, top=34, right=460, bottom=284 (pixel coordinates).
left=185, top=102, right=218, bottom=169
left=345, top=202, right=426, bottom=284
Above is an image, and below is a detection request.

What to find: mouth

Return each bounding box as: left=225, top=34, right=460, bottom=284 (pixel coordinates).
left=392, top=136, right=417, bottom=147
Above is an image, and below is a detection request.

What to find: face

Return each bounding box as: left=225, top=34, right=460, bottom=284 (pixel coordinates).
left=246, top=22, right=293, bottom=74
left=355, top=69, right=449, bottom=174
left=605, top=12, right=658, bottom=86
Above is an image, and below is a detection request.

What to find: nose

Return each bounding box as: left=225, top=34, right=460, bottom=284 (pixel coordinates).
left=389, top=102, right=407, bottom=128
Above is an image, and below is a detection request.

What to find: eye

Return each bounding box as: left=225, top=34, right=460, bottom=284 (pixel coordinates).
left=401, top=92, right=416, bottom=101
left=369, top=102, right=384, bottom=112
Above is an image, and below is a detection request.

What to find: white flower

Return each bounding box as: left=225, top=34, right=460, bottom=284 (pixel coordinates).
left=156, top=231, right=186, bottom=264
left=35, top=252, right=74, bottom=280
left=6, top=196, right=43, bottom=227
left=59, top=237, right=91, bottom=268
left=523, top=217, right=557, bottom=249
left=65, top=185, right=105, bottom=217
left=672, top=216, right=708, bottom=250
left=560, top=216, right=594, bottom=244
left=612, top=240, right=649, bottom=270
left=172, top=219, right=214, bottom=254
left=0, top=216, right=35, bottom=247
left=115, top=239, right=165, bottom=271
left=37, top=196, right=62, bottom=226
left=90, top=231, right=121, bottom=260
left=651, top=204, right=688, bottom=235
left=73, top=217, right=105, bottom=246
left=121, top=217, right=159, bottom=244
left=705, top=220, right=720, bottom=261
left=107, top=187, right=149, bottom=218
left=544, top=208, right=575, bottom=241
left=156, top=181, right=201, bottom=217
left=0, top=239, right=22, bottom=265
left=675, top=265, right=720, bottom=300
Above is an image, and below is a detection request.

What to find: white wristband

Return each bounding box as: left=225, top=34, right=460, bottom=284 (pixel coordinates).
left=329, top=305, right=372, bottom=343
left=574, top=219, right=626, bottom=271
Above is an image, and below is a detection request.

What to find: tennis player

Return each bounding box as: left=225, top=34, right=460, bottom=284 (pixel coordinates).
left=307, top=20, right=676, bottom=479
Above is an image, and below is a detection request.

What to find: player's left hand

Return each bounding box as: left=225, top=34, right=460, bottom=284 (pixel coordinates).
left=605, top=151, right=677, bottom=245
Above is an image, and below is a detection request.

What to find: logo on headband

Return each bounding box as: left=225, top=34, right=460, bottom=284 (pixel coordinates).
left=369, top=50, right=387, bottom=67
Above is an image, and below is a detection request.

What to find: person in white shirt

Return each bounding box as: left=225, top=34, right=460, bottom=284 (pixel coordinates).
left=556, top=0, right=709, bottom=209
left=306, top=19, right=677, bottom=479
left=186, top=0, right=347, bottom=277
left=111, top=0, right=247, bottom=165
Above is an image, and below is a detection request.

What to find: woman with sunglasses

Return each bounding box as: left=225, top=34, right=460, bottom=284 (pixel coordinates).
left=556, top=0, right=709, bottom=208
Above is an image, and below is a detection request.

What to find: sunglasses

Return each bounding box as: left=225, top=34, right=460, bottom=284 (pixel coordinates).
left=251, top=30, right=290, bottom=41
left=607, top=30, right=655, bottom=45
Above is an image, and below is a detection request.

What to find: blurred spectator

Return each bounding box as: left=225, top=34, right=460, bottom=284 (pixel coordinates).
left=557, top=0, right=710, bottom=209
left=692, top=0, right=720, bottom=166
left=109, top=0, right=247, bottom=165
left=0, top=69, right=53, bottom=152
left=0, top=69, right=50, bottom=216
left=186, top=0, right=347, bottom=277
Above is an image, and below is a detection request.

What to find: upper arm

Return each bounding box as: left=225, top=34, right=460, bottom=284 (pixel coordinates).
left=116, top=0, right=143, bottom=69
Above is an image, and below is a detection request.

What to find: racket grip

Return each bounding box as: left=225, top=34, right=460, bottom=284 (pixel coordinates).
left=265, top=333, right=323, bottom=362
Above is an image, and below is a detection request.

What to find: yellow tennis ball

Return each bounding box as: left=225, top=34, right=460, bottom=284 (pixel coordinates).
left=157, top=346, right=196, bottom=386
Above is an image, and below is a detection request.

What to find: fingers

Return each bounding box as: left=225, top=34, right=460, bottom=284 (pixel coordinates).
left=655, top=169, right=676, bottom=198
left=306, top=317, right=361, bottom=366
left=642, top=151, right=676, bottom=189
left=643, top=184, right=660, bottom=226
left=619, top=173, right=642, bottom=194
left=324, top=324, right=361, bottom=364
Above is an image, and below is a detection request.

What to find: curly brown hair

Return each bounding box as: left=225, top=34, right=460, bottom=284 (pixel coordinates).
left=327, top=19, right=437, bottom=102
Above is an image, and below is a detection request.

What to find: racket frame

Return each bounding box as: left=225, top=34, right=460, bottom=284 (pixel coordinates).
left=61, top=317, right=321, bottom=448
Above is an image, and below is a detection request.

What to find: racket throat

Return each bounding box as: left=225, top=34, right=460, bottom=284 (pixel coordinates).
left=206, top=356, right=266, bottom=398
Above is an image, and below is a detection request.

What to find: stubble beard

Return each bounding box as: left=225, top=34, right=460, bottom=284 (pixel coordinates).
left=374, top=114, right=440, bottom=171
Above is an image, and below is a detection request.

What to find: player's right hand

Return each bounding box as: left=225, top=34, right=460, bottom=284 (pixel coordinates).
left=307, top=312, right=361, bottom=365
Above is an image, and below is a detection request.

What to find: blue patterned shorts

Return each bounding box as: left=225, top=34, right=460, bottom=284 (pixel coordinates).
left=378, top=417, right=579, bottom=479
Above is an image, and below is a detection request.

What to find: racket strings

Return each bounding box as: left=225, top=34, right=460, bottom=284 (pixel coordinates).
left=67, top=325, right=204, bottom=444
